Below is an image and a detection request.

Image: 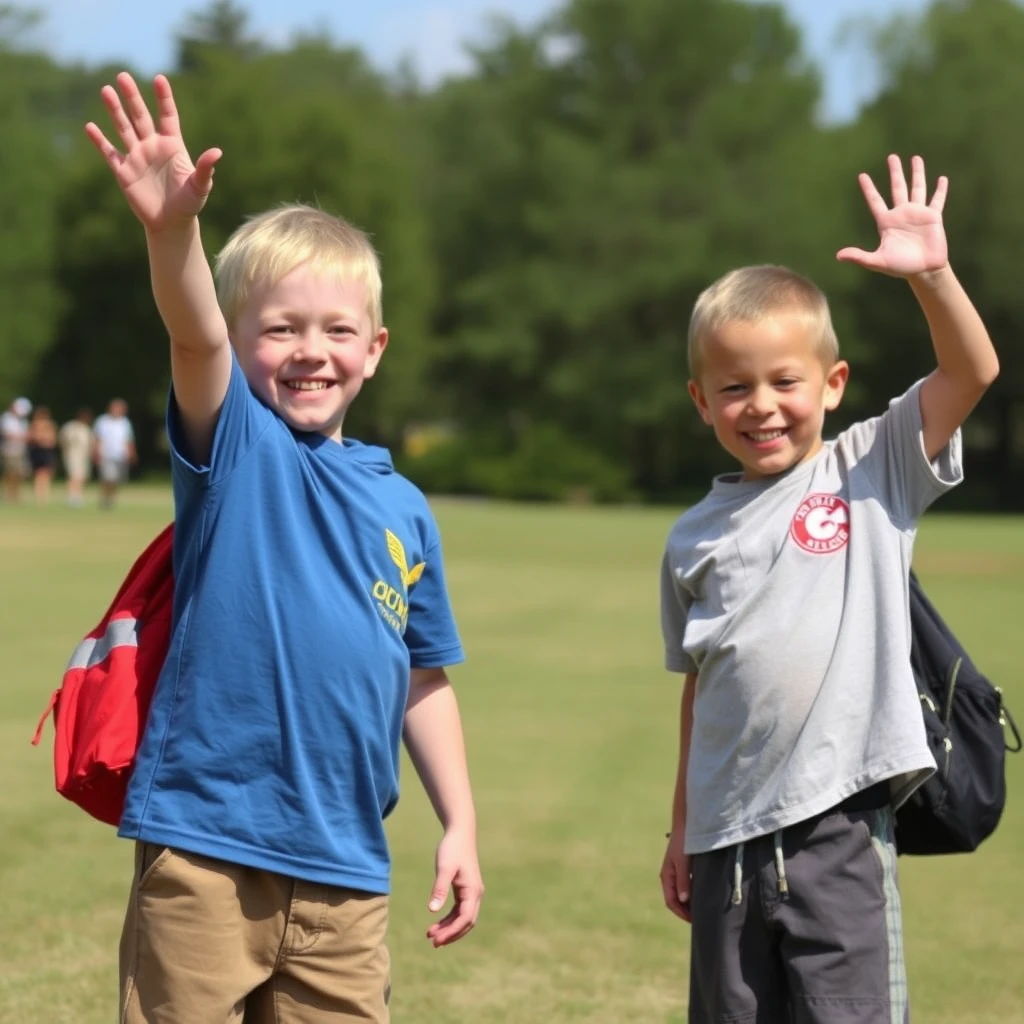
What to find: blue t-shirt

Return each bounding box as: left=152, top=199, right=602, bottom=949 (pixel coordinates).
left=118, top=356, right=464, bottom=892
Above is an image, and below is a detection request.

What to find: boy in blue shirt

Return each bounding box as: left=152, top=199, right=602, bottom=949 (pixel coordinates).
left=660, top=155, right=998, bottom=1022
left=87, top=71, right=483, bottom=1023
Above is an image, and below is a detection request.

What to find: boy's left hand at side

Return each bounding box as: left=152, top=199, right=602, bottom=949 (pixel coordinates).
left=426, top=827, right=484, bottom=948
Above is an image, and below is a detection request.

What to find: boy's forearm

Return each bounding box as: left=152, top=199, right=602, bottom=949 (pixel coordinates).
left=909, top=266, right=999, bottom=388
left=404, top=676, right=477, bottom=832
left=145, top=219, right=228, bottom=354
left=671, top=673, right=697, bottom=831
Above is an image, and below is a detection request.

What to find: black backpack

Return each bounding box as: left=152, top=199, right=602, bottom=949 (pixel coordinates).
left=894, top=571, right=1021, bottom=855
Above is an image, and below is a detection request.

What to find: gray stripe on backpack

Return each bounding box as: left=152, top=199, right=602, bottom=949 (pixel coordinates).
left=65, top=617, right=140, bottom=671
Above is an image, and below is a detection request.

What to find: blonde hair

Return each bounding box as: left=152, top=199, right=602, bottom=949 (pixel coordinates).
left=214, top=204, right=383, bottom=333
left=688, top=265, right=838, bottom=379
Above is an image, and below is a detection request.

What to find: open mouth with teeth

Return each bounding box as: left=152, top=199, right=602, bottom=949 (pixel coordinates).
left=743, top=428, right=788, bottom=446
left=284, top=380, right=335, bottom=392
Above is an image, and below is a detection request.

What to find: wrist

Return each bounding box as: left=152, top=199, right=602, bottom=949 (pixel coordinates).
left=441, top=809, right=477, bottom=835
left=443, top=822, right=477, bottom=844
left=145, top=216, right=201, bottom=242
left=908, top=263, right=953, bottom=291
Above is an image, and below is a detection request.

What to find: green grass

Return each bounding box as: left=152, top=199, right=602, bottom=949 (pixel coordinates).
left=1, top=487, right=1023, bottom=1023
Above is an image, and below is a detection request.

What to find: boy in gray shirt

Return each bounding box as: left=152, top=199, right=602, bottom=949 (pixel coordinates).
left=659, top=154, right=998, bottom=1023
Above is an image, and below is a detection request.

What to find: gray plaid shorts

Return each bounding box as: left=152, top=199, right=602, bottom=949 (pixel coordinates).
left=688, top=800, right=907, bottom=1024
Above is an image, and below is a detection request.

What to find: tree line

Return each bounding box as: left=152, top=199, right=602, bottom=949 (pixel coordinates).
left=2, top=0, right=1022, bottom=507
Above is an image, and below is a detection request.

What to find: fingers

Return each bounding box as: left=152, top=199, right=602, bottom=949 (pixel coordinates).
left=856, top=172, right=889, bottom=221
left=152, top=74, right=182, bottom=137
left=660, top=848, right=692, bottom=923
left=115, top=72, right=155, bottom=140
left=426, top=876, right=484, bottom=947
left=98, top=82, right=139, bottom=152
left=191, top=148, right=224, bottom=199
left=426, top=891, right=481, bottom=947
left=660, top=867, right=686, bottom=919
left=888, top=153, right=908, bottom=205
left=930, top=174, right=950, bottom=212
left=427, top=868, right=452, bottom=914
left=661, top=880, right=691, bottom=921
left=835, top=246, right=883, bottom=269
left=94, top=72, right=180, bottom=153
left=909, top=154, right=927, bottom=205
left=886, top=153, right=947, bottom=209
left=83, top=122, right=122, bottom=171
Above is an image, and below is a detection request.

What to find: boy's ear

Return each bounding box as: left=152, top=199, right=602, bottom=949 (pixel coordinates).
left=823, top=360, right=850, bottom=411
left=363, top=328, right=389, bottom=379
left=688, top=380, right=713, bottom=425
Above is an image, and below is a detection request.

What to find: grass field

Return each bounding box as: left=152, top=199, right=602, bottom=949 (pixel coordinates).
left=1, top=486, right=1023, bottom=1023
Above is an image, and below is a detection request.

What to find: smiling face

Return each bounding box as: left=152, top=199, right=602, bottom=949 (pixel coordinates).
left=688, top=310, right=849, bottom=480
left=232, top=264, right=388, bottom=442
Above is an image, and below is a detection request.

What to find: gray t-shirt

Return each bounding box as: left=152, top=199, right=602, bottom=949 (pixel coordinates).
left=661, top=382, right=963, bottom=854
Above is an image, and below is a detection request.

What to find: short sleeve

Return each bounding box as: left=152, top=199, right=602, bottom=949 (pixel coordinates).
left=836, top=380, right=963, bottom=524
left=661, top=550, right=696, bottom=673
left=167, top=352, right=273, bottom=489
left=403, top=534, right=465, bottom=670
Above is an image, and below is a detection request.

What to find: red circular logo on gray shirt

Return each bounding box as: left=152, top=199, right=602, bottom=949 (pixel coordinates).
left=790, top=493, right=851, bottom=554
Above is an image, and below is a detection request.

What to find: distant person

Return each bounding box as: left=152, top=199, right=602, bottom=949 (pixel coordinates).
left=1, top=396, right=31, bottom=503
left=86, top=71, right=482, bottom=1023
left=659, top=156, right=998, bottom=1023
left=92, top=398, right=136, bottom=508
left=59, top=408, right=94, bottom=506
left=26, top=405, right=59, bottom=504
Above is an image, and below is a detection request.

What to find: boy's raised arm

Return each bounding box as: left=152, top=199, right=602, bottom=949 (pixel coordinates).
left=907, top=265, right=998, bottom=461
left=86, top=72, right=231, bottom=465
left=837, top=154, right=999, bottom=460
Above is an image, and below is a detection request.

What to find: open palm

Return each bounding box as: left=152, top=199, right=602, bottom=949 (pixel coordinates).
left=85, top=72, right=221, bottom=232
left=837, top=154, right=949, bottom=277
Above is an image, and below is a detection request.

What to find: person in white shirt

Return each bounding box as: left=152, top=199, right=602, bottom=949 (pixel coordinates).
left=92, top=398, right=137, bottom=508
left=1, top=396, right=31, bottom=503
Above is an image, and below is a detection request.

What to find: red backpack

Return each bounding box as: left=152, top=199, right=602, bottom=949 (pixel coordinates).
left=32, top=524, right=174, bottom=825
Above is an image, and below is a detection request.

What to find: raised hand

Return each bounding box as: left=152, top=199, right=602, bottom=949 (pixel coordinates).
left=85, top=72, right=222, bottom=233
left=836, top=154, right=949, bottom=277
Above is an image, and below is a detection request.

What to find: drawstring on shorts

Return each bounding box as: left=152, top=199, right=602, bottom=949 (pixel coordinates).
left=730, top=831, right=789, bottom=907
left=773, top=830, right=789, bottom=895
left=731, top=843, right=744, bottom=905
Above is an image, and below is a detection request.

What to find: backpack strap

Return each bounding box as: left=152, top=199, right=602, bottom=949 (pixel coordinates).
left=31, top=689, right=59, bottom=746
left=999, top=689, right=1023, bottom=753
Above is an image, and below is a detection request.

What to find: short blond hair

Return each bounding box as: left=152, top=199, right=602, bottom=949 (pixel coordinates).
left=688, top=265, right=838, bottom=379
left=214, top=204, right=383, bottom=333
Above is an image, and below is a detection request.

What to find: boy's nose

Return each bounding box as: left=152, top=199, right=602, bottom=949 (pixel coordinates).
left=745, top=386, right=777, bottom=416
left=294, top=332, right=327, bottom=360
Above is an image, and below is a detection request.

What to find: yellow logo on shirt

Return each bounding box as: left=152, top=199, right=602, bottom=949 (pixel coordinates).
left=373, top=529, right=426, bottom=634
left=385, top=529, right=426, bottom=589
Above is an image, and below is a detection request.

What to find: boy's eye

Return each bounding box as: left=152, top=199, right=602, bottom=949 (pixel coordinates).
left=775, top=378, right=799, bottom=388
left=720, top=384, right=747, bottom=394
left=266, top=324, right=294, bottom=336
left=328, top=325, right=355, bottom=337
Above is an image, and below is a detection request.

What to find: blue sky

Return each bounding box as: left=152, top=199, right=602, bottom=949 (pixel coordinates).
left=34, top=0, right=929, bottom=122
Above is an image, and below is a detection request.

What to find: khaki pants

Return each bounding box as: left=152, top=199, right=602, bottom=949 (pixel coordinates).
left=120, top=843, right=390, bottom=1023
